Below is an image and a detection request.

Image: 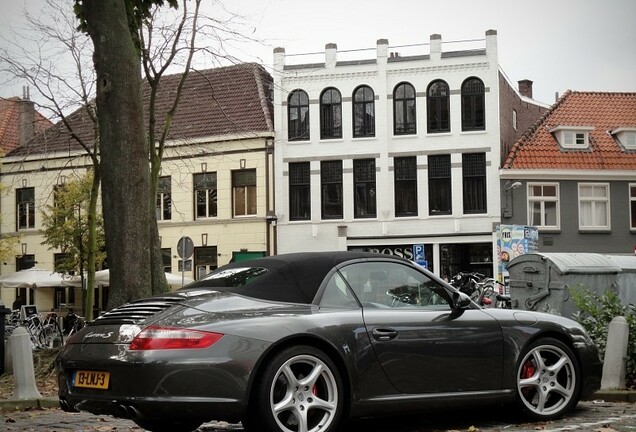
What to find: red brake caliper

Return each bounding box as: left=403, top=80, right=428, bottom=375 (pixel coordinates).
left=521, top=361, right=535, bottom=396
left=522, top=361, right=535, bottom=379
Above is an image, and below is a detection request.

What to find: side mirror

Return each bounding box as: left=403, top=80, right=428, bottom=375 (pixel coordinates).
left=452, top=291, right=472, bottom=309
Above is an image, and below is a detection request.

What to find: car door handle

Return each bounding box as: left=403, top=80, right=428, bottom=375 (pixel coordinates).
left=372, top=328, right=398, bottom=341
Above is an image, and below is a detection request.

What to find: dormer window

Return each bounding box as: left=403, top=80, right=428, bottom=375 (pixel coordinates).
left=610, top=127, right=636, bottom=150
left=549, top=125, right=594, bottom=150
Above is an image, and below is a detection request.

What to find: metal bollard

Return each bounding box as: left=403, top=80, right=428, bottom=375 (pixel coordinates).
left=0, top=300, right=12, bottom=375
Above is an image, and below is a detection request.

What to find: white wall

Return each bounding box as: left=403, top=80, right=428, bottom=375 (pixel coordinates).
left=274, top=32, right=502, bottom=270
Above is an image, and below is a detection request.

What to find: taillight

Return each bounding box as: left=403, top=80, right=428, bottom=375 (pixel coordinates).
left=129, top=326, right=223, bottom=350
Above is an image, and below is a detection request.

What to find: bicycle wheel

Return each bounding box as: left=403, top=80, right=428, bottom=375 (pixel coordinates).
left=38, top=322, right=64, bottom=348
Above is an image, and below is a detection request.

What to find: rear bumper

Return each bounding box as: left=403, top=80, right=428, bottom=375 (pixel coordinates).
left=59, top=392, right=245, bottom=423
left=55, top=334, right=270, bottom=424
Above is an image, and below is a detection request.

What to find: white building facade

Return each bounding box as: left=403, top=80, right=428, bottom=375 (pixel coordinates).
left=273, top=31, right=503, bottom=279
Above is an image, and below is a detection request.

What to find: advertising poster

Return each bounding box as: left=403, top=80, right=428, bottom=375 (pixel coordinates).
left=496, top=225, right=538, bottom=290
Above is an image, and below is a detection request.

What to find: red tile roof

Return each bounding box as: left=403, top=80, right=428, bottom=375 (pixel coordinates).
left=0, top=97, right=53, bottom=153
left=503, top=91, right=636, bottom=170
left=6, top=63, right=273, bottom=157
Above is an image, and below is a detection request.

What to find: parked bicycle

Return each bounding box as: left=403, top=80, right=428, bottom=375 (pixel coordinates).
left=449, top=272, right=512, bottom=309
left=62, top=309, right=86, bottom=340
left=39, top=311, right=64, bottom=348
left=4, top=309, right=64, bottom=349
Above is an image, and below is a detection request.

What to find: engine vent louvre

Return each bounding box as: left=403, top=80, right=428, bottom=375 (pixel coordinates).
left=91, top=296, right=185, bottom=325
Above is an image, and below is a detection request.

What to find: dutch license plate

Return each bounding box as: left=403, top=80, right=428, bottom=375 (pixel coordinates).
left=73, top=370, right=110, bottom=390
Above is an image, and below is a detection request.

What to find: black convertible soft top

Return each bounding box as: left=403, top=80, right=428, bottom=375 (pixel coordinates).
left=184, top=251, right=405, bottom=304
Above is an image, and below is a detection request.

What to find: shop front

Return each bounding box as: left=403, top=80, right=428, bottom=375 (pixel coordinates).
left=348, top=236, right=494, bottom=281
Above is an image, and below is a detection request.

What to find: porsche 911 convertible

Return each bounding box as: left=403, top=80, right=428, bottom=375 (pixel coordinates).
left=56, top=251, right=602, bottom=432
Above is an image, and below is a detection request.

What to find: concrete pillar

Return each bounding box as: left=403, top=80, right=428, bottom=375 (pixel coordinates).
left=10, top=327, right=42, bottom=400
left=601, top=316, right=629, bottom=389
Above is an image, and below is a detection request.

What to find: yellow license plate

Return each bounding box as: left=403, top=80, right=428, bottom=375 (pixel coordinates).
left=73, top=370, right=110, bottom=390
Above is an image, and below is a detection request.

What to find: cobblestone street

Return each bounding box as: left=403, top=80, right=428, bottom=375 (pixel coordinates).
left=1, top=400, right=635, bottom=432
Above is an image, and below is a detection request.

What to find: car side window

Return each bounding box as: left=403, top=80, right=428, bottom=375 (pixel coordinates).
left=319, top=272, right=359, bottom=308
left=340, top=261, right=451, bottom=310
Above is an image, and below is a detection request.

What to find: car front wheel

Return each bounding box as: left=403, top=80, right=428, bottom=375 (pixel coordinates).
left=247, top=345, right=344, bottom=432
left=516, top=337, right=581, bottom=420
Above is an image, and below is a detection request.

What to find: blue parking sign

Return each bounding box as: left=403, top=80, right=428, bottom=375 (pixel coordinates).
left=413, top=244, right=426, bottom=267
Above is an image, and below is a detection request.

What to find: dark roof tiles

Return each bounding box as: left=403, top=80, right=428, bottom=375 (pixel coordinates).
left=7, top=63, right=273, bottom=158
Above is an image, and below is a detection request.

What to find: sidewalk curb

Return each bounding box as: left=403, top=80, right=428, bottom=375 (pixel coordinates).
left=588, top=390, right=636, bottom=403
left=0, top=397, right=58, bottom=411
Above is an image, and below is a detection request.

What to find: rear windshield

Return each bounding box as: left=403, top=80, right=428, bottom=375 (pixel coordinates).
left=180, top=252, right=381, bottom=304
left=181, top=259, right=326, bottom=304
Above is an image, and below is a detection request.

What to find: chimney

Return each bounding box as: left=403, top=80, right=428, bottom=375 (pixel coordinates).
left=485, top=29, right=498, bottom=59
left=518, top=79, right=534, bottom=99
left=430, top=33, right=442, bottom=61
left=376, top=38, right=388, bottom=61
left=325, top=43, right=337, bottom=69
left=273, top=47, right=285, bottom=70
left=19, top=86, right=35, bottom=146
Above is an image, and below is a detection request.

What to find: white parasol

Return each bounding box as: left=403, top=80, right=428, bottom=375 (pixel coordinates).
left=64, top=269, right=193, bottom=288
left=0, top=267, right=66, bottom=288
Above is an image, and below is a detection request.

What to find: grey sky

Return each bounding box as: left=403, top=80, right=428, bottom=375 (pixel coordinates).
left=2, top=0, right=635, bottom=105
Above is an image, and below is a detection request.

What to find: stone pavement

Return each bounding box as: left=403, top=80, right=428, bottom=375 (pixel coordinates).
left=0, top=396, right=635, bottom=432
left=0, top=401, right=241, bottom=431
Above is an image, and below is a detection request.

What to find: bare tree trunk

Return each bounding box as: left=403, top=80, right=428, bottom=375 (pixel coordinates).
left=82, top=0, right=152, bottom=307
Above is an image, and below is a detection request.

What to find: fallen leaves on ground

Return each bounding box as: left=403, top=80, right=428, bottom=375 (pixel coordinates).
left=0, top=348, right=60, bottom=400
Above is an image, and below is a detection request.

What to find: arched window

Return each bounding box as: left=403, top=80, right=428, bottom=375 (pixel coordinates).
left=393, top=82, right=416, bottom=135
left=320, top=87, right=342, bottom=139
left=427, top=80, right=450, bottom=133
left=461, top=77, right=485, bottom=131
left=353, top=85, right=375, bottom=138
left=288, top=90, right=310, bottom=141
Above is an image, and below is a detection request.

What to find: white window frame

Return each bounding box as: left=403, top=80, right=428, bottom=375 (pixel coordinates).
left=578, top=183, right=611, bottom=231
left=17, top=187, right=36, bottom=230
left=155, top=176, right=172, bottom=221
left=630, top=183, right=636, bottom=231
left=549, top=125, right=593, bottom=150
left=527, top=182, right=560, bottom=230
left=611, top=128, right=636, bottom=150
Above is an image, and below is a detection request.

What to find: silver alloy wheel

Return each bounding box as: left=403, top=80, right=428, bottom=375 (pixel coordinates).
left=517, top=343, right=576, bottom=417
left=269, top=353, right=339, bottom=432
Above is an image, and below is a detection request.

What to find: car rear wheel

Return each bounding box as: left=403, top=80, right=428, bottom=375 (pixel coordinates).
left=133, top=419, right=202, bottom=432
left=247, top=345, right=344, bottom=432
left=515, top=338, right=581, bottom=420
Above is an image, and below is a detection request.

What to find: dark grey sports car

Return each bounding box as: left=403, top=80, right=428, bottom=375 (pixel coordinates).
left=56, top=251, right=602, bottom=432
